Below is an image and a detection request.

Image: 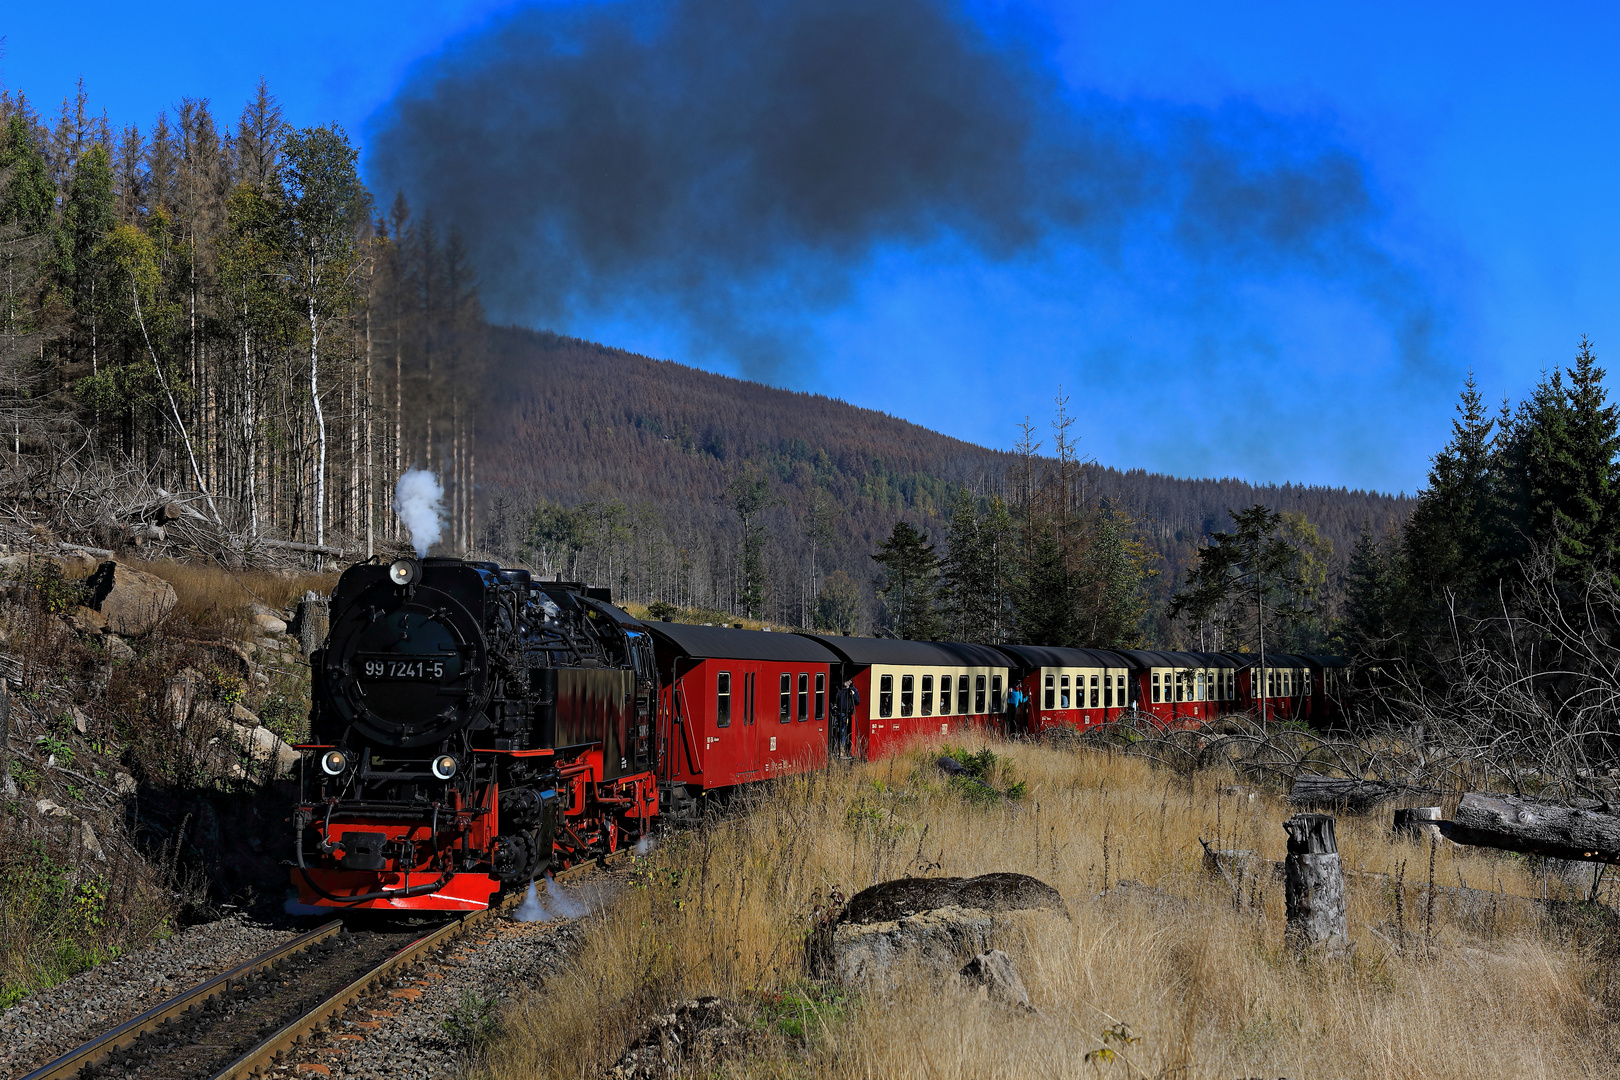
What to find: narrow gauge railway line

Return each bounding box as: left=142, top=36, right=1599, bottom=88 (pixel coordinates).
left=19, top=859, right=612, bottom=1080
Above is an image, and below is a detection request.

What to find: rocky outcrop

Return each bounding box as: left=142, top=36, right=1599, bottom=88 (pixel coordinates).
left=959, top=949, right=1032, bottom=1009
left=607, top=998, right=752, bottom=1080
left=813, top=872, right=1065, bottom=993
left=84, top=561, right=178, bottom=636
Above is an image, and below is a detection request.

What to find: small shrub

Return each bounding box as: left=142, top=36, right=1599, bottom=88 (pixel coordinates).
left=443, top=989, right=499, bottom=1050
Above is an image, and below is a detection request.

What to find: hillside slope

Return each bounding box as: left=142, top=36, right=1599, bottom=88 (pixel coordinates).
left=475, top=326, right=1413, bottom=637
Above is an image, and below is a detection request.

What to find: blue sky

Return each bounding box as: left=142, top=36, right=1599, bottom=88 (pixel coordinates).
left=4, top=1, right=1616, bottom=494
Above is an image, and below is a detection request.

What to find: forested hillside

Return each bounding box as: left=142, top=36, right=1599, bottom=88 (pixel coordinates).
left=0, top=80, right=1411, bottom=645
left=472, top=327, right=1413, bottom=639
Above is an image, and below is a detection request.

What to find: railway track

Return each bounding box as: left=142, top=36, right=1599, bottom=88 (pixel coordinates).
left=16, top=859, right=610, bottom=1080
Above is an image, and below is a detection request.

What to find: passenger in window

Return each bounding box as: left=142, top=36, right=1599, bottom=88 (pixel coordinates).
left=1060, top=674, right=1070, bottom=709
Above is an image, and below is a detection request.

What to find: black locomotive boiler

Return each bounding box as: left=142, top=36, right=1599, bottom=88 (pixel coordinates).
left=292, top=556, right=659, bottom=911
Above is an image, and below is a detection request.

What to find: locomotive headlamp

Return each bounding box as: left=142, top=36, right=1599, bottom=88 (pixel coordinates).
left=388, top=558, right=421, bottom=586
left=320, top=750, right=349, bottom=776
left=431, top=754, right=459, bottom=780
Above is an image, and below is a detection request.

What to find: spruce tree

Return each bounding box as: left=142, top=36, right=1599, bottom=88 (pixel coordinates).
left=1401, top=373, right=1495, bottom=608
left=874, top=521, right=943, bottom=640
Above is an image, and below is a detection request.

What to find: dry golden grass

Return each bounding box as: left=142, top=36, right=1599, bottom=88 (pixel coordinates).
left=126, top=559, right=337, bottom=635
left=481, top=738, right=1620, bottom=1080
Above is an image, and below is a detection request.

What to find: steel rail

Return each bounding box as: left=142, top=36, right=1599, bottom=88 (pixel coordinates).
left=17, top=919, right=345, bottom=1080
left=209, top=856, right=613, bottom=1079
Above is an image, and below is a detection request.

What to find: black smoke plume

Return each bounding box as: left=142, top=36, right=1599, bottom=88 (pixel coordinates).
left=368, top=0, right=1428, bottom=375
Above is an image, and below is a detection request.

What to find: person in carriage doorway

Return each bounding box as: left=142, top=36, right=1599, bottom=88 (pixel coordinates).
left=1006, top=684, right=1029, bottom=737
left=832, top=682, right=858, bottom=758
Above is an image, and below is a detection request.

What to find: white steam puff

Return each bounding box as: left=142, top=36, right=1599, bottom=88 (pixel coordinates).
left=512, top=879, right=550, bottom=922
left=393, top=470, right=444, bottom=558
left=544, top=873, right=590, bottom=919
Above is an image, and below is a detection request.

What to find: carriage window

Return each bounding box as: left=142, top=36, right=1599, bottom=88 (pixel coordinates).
left=1152, top=673, right=1161, bottom=703
left=1304, top=671, right=1312, bottom=696
left=799, top=673, right=810, bottom=720
left=959, top=678, right=970, bottom=715
left=1060, top=674, right=1071, bottom=709
left=939, top=675, right=952, bottom=715
left=975, top=675, right=986, bottom=713
left=716, top=672, right=732, bottom=727
left=921, top=674, right=934, bottom=715
left=879, top=674, right=893, bottom=718
left=991, top=676, right=1003, bottom=714
left=1119, top=674, right=1127, bottom=702
left=1175, top=672, right=1185, bottom=702
left=780, top=672, right=792, bottom=722
left=815, top=672, right=826, bottom=720
left=1104, top=674, right=1113, bottom=709
left=1044, top=673, right=1055, bottom=710
left=1090, top=674, right=1099, bottom=708
left=901, top=675, right=914, bottom=717
left=1196, top=671, right=1206, bottom=701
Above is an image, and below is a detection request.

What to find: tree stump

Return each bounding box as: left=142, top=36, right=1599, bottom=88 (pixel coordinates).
left=1284, top=814, right=1347, bottom=955
left=1393, top=807, right=1445, bottom=843
left=296, top=591, right=330, bottom=660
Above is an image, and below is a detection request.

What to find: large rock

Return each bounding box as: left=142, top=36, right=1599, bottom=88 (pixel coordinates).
left=815, top=873, right=1067, bottom=987
left=840, top=873, right=1067, bottom=924
left=829, top=904, right=997, bottom=983
left=959, top=949, right=1032, bottom=1010
left=84, top=561, right=177, bottom=636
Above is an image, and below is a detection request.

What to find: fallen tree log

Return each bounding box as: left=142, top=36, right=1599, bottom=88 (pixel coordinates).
left=1289, top=775, right=1404, bottom=813
left=1444, top=792, right=1620, bottom=864
left=253, top=538, right=345, bottom=557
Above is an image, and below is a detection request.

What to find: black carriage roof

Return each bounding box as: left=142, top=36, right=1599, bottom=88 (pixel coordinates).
left=1111, top=649, right=1244, bottom=669
left=644, top=622, right=841, bottom=664
left=994, top=645, right=1131, bottom=670
left=793, top=633, right=1008, bottom=668
left=1220, top=652, right=1321, bottom=668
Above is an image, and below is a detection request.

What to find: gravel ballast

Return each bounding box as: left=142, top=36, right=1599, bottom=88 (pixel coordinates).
left=0, top=914, right=302, bottom=1078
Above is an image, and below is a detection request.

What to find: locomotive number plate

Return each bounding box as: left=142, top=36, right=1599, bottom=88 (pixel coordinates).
left=357, top=657, right=452, bottom=680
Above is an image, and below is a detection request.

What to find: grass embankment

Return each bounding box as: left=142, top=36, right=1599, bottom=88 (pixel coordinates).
left=479, top=738, right=1620, bottom=1080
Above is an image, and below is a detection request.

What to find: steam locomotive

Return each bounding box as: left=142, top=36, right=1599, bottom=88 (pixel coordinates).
left=291, top=556, right=658, bottom=911
left=292, top=555, right=1348, bottom=912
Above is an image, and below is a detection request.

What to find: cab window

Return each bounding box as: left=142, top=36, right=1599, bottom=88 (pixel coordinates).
left=717, top=671, right=732, bottom=727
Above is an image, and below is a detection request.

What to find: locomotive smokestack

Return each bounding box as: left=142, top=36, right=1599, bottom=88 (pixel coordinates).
left=393, top=470, right=445, bottom=558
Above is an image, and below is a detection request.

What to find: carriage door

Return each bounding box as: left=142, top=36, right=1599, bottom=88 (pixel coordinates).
left=741, top=669, right=761, bottom=776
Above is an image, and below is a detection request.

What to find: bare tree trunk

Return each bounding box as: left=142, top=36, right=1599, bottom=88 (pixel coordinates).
left=309, top=284, right=327, bottom=548
left=364, top=304, right=374, bottom=558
